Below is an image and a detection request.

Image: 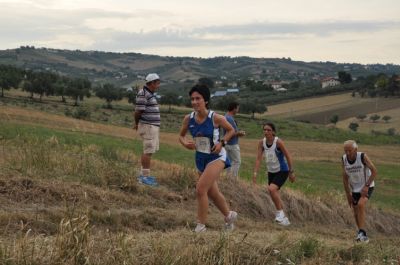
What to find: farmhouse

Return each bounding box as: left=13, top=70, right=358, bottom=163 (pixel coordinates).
left=321, top=77, right=341, bottom=88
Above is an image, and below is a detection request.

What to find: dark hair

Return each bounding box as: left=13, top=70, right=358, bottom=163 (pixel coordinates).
left=263, top=122, right=276, bottom=133
left=189, top=84, right=210, bottom=108
left=227, top=102, right=239, bottom=111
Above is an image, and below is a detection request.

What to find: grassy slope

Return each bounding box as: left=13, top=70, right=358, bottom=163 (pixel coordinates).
left=1, top=121, right=399, bottom=212
left=1, top=120, right=400, bottom=264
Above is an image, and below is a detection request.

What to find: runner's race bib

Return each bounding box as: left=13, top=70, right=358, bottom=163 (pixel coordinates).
left=194, top=137, right=211, bottom=154
left=267, top=152, right=278, bottom=163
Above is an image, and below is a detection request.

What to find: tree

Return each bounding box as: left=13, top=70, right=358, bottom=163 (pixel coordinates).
left=160, top=92, right=181, bottom=112
left=338, top=71, right=352, bottom=84
left=356, top=114, right=367, bottom=122
left=212, top=95, right=238, bottom=111
left=369, top=114, right=380, bottom=123
left=387, top=128, right=396, bottom=136
left=0, top=65, right=23, bottom=97
left=54, top=76, right=70, bottom=102
left=198, top=77, right=214, bottom=88
left=348, top=122, right=359, bottom=132
left=126, top=85, right=140, bottom=105
left=387, top=74, right=400, bottom=96
left=96, top=83, right=124, bottom=108
left=23, top=71, right=58, bottom=101
left=330, top=114, right=339, bottom=125
left=240, top=100, right=267, bottom=119
left=66, top=77, right=91, bottom=106
left=382, top=115, right=391, bottom=123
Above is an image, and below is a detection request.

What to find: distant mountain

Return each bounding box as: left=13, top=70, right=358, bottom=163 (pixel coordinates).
left=0, top=46, right=399, bottom=90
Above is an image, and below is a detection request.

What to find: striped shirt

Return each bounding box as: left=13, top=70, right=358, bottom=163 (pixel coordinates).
left=135, top=86, right=160, bottom=126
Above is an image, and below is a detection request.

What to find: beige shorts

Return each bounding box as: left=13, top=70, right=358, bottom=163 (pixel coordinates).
left=138, top=123, right=159, bottom=154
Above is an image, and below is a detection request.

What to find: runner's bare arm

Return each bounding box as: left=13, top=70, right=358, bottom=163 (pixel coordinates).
left=342, top=163, right=352, bottom=208
left=211, top=113, right=234, bottom=153
left=179, top=114, right=195, bottom=150
left=252, top=140, right=264, bottom=184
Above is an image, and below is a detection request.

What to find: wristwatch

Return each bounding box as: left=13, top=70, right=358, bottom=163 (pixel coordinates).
left=220, top=139, right=226, bottom=147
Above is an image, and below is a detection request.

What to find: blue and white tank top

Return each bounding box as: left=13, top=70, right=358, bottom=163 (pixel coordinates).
left=189, top=110, right=220, bottom=154
left=262, top=136, right=289, bottom=173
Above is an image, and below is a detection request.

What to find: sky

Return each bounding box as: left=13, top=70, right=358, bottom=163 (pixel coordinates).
left=1, top=0, right=400, bottom=64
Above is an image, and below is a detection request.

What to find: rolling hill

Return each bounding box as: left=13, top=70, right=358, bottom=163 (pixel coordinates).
left=1, top=46, right=399, bottom=91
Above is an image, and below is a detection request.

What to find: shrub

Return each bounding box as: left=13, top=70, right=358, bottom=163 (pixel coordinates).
left=72, top=107, right=91, bottom=120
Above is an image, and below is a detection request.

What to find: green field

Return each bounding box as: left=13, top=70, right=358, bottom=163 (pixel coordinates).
left=2, top=121, right=399, bottom=211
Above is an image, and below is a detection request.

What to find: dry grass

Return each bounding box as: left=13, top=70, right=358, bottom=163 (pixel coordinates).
left=260, top=93, right=359, bottom=117
left=259, top=93, right=400, bottom=124
left=1, top=133, right=400, bottom=264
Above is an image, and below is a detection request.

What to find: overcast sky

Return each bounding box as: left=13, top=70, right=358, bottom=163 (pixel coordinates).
left=1, top=0, right=399, bottom=64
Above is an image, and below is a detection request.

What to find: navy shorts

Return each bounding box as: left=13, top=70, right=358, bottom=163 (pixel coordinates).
left=195, top=152, right=231, bottom=173
left=267, top=171, right=289, bottom=189
left=352, top=187, right=374, bottom=205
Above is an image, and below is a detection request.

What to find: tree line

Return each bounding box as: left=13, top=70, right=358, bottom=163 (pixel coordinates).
left=353, top=73, right=400, bottom=98
left=0, top=64, right=129, bottom=108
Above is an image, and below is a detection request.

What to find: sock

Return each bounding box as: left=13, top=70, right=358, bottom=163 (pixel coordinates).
left=359, top=229, right=367, bottom=236
left=141, top=168, right=150, bottom=177
left=276, top=210, right=284, bottom=218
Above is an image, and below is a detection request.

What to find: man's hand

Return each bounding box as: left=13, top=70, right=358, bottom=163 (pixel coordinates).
left=237, top=130, right=246, bottom=137
left=361, top=185, right=369, bottom=198
left=133, top=124, right=138, bottom=130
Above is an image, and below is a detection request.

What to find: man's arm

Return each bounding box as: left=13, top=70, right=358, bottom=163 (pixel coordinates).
left=342, top=163, right=352, bottom=208
left=361, top=153, right=377, bottom=197
left=134, top=110, right=144, bottom=130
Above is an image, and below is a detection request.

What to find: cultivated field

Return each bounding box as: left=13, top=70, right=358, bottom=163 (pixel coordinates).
left=261, top=93, right=400, bottom=124
left=337, top=107, right=400, bottom=134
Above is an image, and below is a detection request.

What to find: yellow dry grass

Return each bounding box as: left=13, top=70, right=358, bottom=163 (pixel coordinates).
left=258, top=93, right=359, bottom=117
left=258, top=93, right=400, bottom=121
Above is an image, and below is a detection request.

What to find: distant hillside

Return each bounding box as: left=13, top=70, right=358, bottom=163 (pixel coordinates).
left=1, top=46, right=399, bottom=91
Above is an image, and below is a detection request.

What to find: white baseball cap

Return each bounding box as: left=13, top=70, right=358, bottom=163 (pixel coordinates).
left=145, top=73, right=160, bottom=83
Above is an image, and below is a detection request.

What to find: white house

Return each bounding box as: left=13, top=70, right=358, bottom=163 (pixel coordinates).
left=212, top=90, right=227, bottom=97
left=227, top=88, right=239, bottom=94
left=321, top=77, right=341, bottom=88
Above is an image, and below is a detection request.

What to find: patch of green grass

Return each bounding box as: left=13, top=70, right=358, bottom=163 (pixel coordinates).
left=2, top=94, right=400, bottom=145
left=239, top=155, right=400, bottom=211
left=1, top=121, right=399, bottom=211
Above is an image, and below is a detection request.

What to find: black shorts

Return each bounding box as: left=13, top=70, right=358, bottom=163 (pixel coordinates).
left=268, top=171, right=289, bottom=189
left=352, top=187, right=374, bottom=206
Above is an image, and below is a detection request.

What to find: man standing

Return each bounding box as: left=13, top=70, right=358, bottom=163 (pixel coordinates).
left=224, top=102, right=245, bottom=179
left=342, top=140, right=377, bottom=243
left=134, top=73, right=161, bottom=186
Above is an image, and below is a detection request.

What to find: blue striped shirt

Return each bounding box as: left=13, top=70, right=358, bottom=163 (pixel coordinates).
left=135, top=86, right=160, bottom=126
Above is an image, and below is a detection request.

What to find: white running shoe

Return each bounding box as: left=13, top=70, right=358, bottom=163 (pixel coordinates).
left=275, top=216, right=290, bottom=226
left=224, top=211, right=238, bottom=230
left=194, top=223, right=206, bottom=233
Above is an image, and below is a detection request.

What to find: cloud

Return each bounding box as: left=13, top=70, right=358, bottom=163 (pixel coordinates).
left=0, top=1, right=399, bottom=63
left=86, top=20, right=400, bottom=50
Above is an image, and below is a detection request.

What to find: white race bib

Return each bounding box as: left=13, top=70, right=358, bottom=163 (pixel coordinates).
left=194, top=137, right=211, bottom=154
left=267, top=152, right=278, bottom=163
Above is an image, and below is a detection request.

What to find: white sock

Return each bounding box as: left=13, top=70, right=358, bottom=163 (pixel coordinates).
left=276, top=210, right=284, bottom=218
left=141, top=168, right=150, bottom=177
